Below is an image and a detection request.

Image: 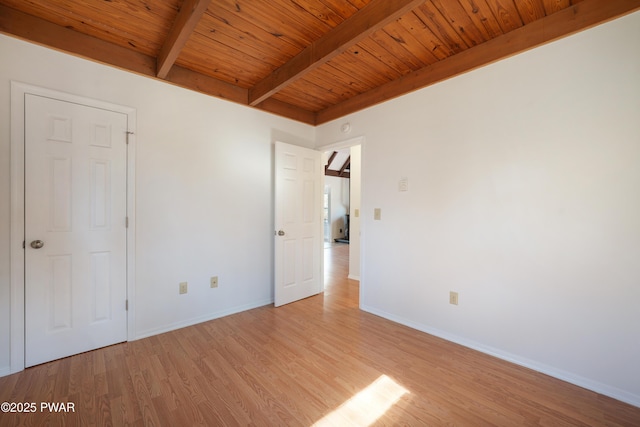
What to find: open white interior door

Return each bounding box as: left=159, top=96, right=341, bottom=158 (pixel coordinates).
left=274, top=141, right=323, bottom=307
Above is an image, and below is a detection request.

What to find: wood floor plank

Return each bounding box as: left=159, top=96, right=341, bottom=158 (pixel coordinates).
left=0, top=243, right=639, bottom=426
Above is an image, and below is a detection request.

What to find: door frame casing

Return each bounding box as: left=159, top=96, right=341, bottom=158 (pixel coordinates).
left=9, top=82, right=137, bottom=374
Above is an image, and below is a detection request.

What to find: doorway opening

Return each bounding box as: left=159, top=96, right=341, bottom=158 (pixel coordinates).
left=320, top=138, right=362, bottom=285
left=324, top=159, right=350, bottom=245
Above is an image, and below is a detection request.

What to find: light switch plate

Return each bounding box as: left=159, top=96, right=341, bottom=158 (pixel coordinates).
left=399, top=177, right=409, bottom=192
left=374, top=208, right=381, bottom=220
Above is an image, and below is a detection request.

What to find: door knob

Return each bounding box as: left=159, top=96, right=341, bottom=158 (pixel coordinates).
left=277, top=230, right=285, bottom=236
left=30, top=240, right=44, bottom=249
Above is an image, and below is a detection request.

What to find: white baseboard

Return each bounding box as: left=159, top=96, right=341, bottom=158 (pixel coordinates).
left=360, top=304, right=640, bottom=409
left=347, top=274, right=360, bottom=281
left=134, top=298, right=273, bottom=340
left=0, top=366, right=12, bottom=378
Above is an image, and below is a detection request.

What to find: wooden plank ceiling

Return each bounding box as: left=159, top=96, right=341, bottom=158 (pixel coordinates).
left=1, top=0, right=638, bottom=125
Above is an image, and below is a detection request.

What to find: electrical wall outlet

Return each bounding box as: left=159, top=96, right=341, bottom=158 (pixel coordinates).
left=179, top=282, right=188, bottom=294
left=210, top=276, right=218, bottom=288
left=449, top=291, right=459, bottom=305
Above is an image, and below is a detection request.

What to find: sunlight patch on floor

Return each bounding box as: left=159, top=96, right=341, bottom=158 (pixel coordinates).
left=312, top=375, right=409, bottom=426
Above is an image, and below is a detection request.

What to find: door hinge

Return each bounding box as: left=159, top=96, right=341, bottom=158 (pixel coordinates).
left=125, top=131, right=134, bottom=144
left=126, top=300, right=128, bottom=311
left=125, top=217, right=129, bottom=228
left=23, top=240, right=25, bottom=249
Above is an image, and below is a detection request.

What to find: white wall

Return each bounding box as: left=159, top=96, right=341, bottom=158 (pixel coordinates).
left=0, top=35, right=315, bottom=375
left=317, top=12, right=640, bottom=406
left=325, top=175, right=349, bottom=241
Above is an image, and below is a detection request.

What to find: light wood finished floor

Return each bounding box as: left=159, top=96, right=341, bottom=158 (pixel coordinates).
left=1, top=243, right=639, bottom=426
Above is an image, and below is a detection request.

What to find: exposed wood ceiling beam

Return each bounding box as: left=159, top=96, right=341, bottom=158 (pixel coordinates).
left=163, top=64, right=247, bottom=103
left=0, top=4, right=316, bottom=125
left=2, top=0, right=637, bottom=127
left=0, top=4, right=156, bottom=76
left=325, top=151, right=351, bottom=178
left=325, top=170, right=350, bottom=178
left=325, top=170, right=351, bottom=178
left=247, top=0, right=426, bottom=106
left=157, top=0, right=212, bottom=79
left=324, top=151, right=338, bottom=176
left=316, top=0, right=640, bottom=124
left=254, top=98, right=316, bottom=125
left=325, top=151, right=338, bottom=172
left=0, top=4, right=223, bottom=95
left=339, top=156, right=351, bottom=177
